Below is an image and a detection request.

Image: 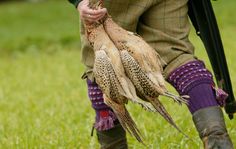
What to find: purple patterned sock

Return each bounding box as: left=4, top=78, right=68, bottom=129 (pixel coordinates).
left=87, top=79, right=117, bottom=131
left=167, top=60, right=227, bottom=114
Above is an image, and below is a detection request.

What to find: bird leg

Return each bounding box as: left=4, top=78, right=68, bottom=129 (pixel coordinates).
left=163, top=92, right=189, bottom=105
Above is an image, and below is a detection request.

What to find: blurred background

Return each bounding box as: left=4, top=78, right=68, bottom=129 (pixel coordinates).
left=0, top=0, right=235, bottom=148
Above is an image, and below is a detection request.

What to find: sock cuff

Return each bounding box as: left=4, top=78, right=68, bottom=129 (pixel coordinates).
left=167, top=60, right=214, bottom=95
left=86, top=79, right=118, bottom=131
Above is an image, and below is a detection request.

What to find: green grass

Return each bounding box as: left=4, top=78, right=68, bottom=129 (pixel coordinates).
left=0, top=0, right=235, bottom=148
left=0, top=0, right=80, bottom=54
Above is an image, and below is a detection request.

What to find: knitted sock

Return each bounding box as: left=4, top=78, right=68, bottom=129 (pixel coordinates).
left=87, top=79, right=117, bottom=131
left=167, top=60, right=227, bottom=114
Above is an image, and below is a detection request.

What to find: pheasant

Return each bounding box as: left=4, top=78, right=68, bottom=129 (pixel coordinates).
left=103, top=16, right=189, bottom=136
left=85, top=22, right=149, bottom=143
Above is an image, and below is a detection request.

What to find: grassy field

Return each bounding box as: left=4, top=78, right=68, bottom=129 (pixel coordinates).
left=0, top=0, right=235, bottom=148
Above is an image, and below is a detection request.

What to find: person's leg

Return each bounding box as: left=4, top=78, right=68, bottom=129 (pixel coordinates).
left=97, top=123, right=128, bottom=149
left=137, top=0, right=196, bottom=75
left=86, top=79, right=128, bottom=149
left=167, top=60, right=234, bottom=149
left=137, top=0, right=234, bottom=148
left=193, top=107, right=234, bottom=149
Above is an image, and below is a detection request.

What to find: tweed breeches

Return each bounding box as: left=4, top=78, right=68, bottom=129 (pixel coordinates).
left=80, top=0, right=196, bottom=80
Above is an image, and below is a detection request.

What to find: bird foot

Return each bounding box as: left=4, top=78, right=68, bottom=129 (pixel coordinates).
left=164, top=92, right=189, bottom=105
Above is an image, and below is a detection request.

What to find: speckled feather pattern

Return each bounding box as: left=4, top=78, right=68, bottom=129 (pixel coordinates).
left=84, top=15, right=188, bottom=143
left=86, top=23, right=145, bottom=143
left=103, top=16, right=189, bottom=138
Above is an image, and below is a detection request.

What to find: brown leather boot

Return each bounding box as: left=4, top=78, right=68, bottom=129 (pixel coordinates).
left=96, top=123, right=128, bottom=149
left=193, top=106, right=234, bottom=149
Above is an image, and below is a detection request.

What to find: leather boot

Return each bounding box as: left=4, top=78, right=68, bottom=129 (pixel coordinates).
left=97, top=123, right=128, bottom=149
left=193, top=106, right=234, bottom=149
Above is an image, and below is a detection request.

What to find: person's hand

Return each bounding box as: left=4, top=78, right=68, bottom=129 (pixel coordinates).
left=77, top=0, right=107, bottom=24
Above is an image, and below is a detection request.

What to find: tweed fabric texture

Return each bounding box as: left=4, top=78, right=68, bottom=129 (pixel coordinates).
left=80, top=0, right=196, bottom=79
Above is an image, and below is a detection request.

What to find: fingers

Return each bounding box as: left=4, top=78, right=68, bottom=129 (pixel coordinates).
left=83, top=8, right=107, bottom=16
left=82, top=8, right=107, bottom=23
left=82, top=9, right=106, bottom=19
left=77, top=0, right=107, bottom=23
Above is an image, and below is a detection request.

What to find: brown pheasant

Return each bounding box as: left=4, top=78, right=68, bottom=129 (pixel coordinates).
left=103, top=16, right=189, bottom=136
left=85, top=22, right=148, bottom=143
